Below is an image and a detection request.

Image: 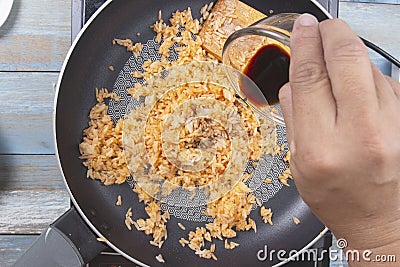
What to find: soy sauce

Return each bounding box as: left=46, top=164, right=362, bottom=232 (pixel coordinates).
left=242, top=44, right=290, bottom=105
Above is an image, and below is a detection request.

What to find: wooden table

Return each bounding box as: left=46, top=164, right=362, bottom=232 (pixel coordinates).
left=0, top=0, right=399, bottom=266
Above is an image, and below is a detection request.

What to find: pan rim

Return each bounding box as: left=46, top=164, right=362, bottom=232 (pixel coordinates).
left=54, top=0, right=331, bottom=266
left=53, top=1, right=149, bottom=266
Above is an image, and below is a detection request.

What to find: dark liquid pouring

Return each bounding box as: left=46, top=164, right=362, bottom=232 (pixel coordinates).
left=242, top=44, right=290, bottom=106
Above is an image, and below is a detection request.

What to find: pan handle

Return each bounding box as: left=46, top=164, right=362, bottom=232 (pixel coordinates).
left=14, top=207, right=106, bottom=267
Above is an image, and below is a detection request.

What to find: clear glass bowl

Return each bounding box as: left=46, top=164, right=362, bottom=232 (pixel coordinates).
left=222, top=13, right=300, bottom=126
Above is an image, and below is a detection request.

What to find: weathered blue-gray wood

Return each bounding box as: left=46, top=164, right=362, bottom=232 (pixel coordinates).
left=0, top=72, right=56, bottom=114
left=0, top=155, right=69, bottom=234
left=0, top=0, right=71, bottom=71
left=340, top=2, right=400, bottom=76
left=340, top=2, right=400, bottom=57
left=0, top=72, right=58, bottom=154
left=0, top=72, right=57, bottom=154
left=0, top=235, right=39, bottom=267
left=0, top=114, right=54, bottom=154
left=0, top=1, right=399, bottom=267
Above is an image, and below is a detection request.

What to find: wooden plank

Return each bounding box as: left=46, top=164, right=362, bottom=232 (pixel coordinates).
left=340, top=2, right=400, bottom=56
left=339, top=2, right=400, bottom=75
left=0, top=189, right=69, bottom=234
left=0, top=235, right=39, bottom=267
left=0, top=155, right=69, bottom=234
left=0, top=0, right=71, bottom=71
left=0, top=72, right=56, bottom=115
left=0, top=113, right=54, bottom=154
left=0, top=72, right=57, bottom=154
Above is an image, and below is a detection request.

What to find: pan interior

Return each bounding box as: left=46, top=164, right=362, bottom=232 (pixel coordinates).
left=121, top=61, right=280, bottom=217
left=56, top=0, right=328, bottom=266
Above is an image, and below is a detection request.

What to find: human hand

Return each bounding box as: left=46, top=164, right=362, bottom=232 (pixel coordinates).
left=279, top=13, right=400, bottom=259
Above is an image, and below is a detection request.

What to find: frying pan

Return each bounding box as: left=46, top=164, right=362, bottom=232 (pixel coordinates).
left=15, top=0, right=332, bottom=266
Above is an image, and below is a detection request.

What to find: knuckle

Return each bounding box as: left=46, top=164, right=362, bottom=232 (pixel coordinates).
left=290, top=59, right=328, bottom=88
left=291, top=27, right=320, bottom=44
left=360, top=130, right=387, bottom=165
left=325, top=38, right=369, bottom=64
left=295, top=146, right=337, bottom=175
left=338, top=75, right=366, bottom=97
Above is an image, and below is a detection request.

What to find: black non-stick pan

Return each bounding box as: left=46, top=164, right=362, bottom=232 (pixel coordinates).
left=15, top=0, right=332, bottom=266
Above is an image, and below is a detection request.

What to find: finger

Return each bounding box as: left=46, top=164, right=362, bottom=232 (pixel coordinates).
left=385, top=76, right=400, bottom=100
left=289, top=14, right=336, bottom=140
left=319, top=19, right=378, bottom=122
left=370, top=64, right=397, bottom=108
left=279, top=83, right=295, bottom=151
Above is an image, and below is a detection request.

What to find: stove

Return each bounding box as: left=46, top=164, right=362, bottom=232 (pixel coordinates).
left=71, top=1, right=338, bottom=266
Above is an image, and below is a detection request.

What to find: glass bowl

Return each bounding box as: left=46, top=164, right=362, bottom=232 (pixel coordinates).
left=222, top=13, right=300, bottom=126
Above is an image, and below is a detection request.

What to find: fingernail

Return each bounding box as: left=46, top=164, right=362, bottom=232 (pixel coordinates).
left=298, top=13, right=318, bottom=27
